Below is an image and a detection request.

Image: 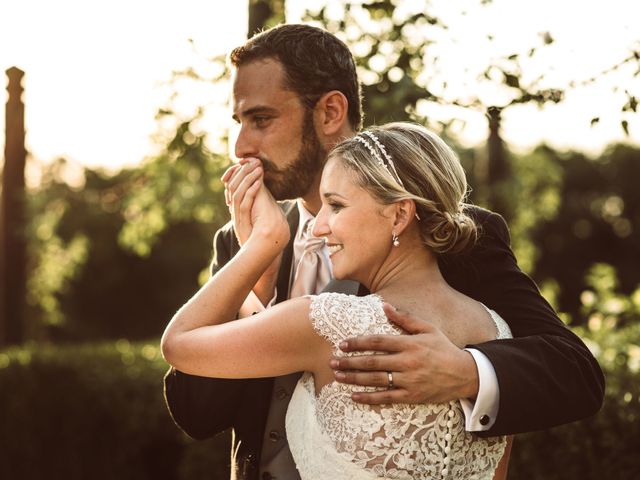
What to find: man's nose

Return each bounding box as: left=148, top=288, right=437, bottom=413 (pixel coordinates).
left=234, top=125, right=259, bottom=159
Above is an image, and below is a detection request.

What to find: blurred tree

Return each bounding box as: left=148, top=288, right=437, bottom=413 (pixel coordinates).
left=25, top=158, right=218, bottom=341
left=249, top=0, right=285, bottom=37
left=299, top=0, right=640, bottom=325
left=303, top=1, right=639, bottom=222
left=530, top=144, right=640, bottom=325
left=302, top=2, right=565, bottom=220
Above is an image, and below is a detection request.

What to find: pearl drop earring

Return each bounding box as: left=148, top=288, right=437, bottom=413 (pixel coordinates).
left=392, top=233, right=400, bottom=247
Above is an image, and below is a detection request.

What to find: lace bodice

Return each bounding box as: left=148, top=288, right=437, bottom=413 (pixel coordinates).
left=286, top=292, right=512, bottom=480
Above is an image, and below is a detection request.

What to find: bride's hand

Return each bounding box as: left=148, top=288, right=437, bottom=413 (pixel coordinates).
left=224, top=158, right=289, bottom=252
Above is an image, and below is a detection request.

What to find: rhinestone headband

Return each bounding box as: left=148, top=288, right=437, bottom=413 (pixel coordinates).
left=354, top=131, right=405, bottom=188
left=353, top=131, right=421, bottom=221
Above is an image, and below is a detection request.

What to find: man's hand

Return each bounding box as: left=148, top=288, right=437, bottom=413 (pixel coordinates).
left=330, top=303, right=480, bottom=405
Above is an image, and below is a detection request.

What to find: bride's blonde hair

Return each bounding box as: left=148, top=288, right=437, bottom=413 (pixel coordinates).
left=330, top=122, right=477, bottom=254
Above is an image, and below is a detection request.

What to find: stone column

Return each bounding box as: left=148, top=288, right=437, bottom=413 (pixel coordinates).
left=1, top=67, right=27, bottom=345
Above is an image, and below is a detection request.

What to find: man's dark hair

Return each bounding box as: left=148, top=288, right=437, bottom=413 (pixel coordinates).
left=229, top=24, right=363, bottom=130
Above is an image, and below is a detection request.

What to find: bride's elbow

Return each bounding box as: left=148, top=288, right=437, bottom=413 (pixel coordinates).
left=161, top=310, right=189, bottom=366
left=160, top=329, right=182, bottom=368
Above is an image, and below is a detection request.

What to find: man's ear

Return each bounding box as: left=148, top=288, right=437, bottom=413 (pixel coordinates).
left=314, top=90, right=349, bottom=136
left=392, top=199, right=417, bottom=235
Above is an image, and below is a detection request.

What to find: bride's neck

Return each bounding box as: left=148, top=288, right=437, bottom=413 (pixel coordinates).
left=368, top=241, right=448, bottom=301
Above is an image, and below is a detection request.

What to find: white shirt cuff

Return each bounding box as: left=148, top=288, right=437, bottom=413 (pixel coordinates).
left=237, top=289, right=278, bottom=317
left=459, top=348, right=500, bottom=432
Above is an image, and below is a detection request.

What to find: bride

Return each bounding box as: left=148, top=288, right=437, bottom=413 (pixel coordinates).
left=162, top=122, right=511, bottom=479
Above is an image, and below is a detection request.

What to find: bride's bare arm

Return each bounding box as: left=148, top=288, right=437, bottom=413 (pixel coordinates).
left=161, top=177, right=327, bottom=379
left=162, top=294, right=326, bottom=379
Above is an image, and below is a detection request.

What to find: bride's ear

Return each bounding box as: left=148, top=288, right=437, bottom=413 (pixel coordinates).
left=392, top=199, right=416, bottom=235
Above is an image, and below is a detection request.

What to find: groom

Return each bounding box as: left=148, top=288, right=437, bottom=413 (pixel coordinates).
left=164, top=24, right=604, bottom=480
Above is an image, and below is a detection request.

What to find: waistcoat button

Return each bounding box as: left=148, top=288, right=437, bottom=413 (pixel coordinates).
left=275, top=387, right=288, bottom=400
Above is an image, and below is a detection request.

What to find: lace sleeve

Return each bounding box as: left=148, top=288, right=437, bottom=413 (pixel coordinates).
left=484, top=306, right=513, bottom=340
left=308, top=293, right=402, bottom=351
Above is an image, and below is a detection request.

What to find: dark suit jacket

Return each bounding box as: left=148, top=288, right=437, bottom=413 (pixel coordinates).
left=164, top=203, right=604, bottom=480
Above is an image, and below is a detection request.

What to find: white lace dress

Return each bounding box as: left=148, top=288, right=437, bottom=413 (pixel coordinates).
left=285, top=292, right=512, bottom=480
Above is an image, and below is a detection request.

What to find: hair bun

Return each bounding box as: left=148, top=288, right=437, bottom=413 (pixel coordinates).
left=422, top=209, right=477, bottom=254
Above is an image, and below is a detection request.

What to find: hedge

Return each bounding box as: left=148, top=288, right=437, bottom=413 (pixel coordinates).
left=0, top=340, right=229, bottom=480
left=1, top=330, right=639, bottom=479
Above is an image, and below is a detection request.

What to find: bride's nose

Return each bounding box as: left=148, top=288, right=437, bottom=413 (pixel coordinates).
left=312, top=205, right=330, bottom=237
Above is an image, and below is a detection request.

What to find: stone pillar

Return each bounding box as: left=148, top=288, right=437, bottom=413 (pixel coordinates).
left=1, top=67, right=27, bottom=345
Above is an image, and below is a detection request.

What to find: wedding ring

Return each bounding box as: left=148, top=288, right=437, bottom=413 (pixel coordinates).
left=387, top=371, right=394, bottom=389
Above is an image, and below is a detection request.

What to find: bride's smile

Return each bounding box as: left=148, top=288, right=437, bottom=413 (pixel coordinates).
left=313, top=157, right=399, bottom=286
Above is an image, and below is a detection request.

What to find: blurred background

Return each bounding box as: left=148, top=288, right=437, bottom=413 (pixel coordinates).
left=1, top=0, right=639, bottom=478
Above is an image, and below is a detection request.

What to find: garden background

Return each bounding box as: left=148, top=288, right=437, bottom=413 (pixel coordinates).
left=1, top=1, right=639, bottom=478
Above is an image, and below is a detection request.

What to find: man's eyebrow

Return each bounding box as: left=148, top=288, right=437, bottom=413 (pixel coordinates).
left=232, top=105, right=278, bottom=123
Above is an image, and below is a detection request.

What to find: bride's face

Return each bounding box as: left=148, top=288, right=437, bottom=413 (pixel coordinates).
left=313, top=157, right=396, bottom=284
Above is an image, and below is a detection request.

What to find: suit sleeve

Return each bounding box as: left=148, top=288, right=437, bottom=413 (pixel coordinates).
left=462, top=211, right=604, bottom=436
left=163, top=225, right=250, bottom=440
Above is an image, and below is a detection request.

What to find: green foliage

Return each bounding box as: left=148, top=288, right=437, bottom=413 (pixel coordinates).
left=506, top=147, right=563, bottom=272
left=119, top=118, right=228, bottom=257
left=26, top=193, right=89, bottom=328
left=305, top=1, right=443, bottom=125
left=24, top=161, right=217, bottom=341
left=0, top=340, right=229, bottom=480
left=24, top=56, right=232, bottom=341
left=508, top=263, right=640, bottom=479
left=530, top=145, right=640, bottom=324
left=304, top=0, right=567, bottom=128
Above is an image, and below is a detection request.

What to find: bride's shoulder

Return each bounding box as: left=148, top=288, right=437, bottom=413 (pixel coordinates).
left=308, top=293, right=400, bottom=344
left=310, top=292, right=384, bottom=315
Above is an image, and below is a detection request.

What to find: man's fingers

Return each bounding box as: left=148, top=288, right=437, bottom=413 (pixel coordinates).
left=350, top=389, right=411, bottom=405
left=334, top=370, right=399, bottom=389
left=383, top=302, right=432, bottom=335
left=331, top=353, right=406, bottom=372
left=339, top=334, right=407, bottom=353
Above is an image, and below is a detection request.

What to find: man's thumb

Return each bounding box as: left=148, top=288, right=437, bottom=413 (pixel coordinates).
left=382, top=302, right=431, bottom=334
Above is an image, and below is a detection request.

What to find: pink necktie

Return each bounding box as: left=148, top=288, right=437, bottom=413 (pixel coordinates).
left=290, top=220, right=331, bottom=298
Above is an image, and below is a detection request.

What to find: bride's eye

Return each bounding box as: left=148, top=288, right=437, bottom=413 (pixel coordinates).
left=329, top=202, right=344, bottom=212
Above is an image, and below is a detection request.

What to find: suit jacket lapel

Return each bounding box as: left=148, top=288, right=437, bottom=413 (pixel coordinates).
left=276, top=202, right=300, bottom=304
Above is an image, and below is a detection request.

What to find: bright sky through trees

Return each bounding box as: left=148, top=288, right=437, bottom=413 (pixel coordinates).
left=1, top=0, right=639, bottom=177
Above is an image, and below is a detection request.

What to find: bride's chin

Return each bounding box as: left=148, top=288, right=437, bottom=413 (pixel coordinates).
left=331, top=265, right=347, bottom=280
left=331, top=268, right=344, bottom=280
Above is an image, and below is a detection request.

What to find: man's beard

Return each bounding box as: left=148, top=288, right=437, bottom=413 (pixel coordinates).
left=261, top=111, right=326, bottom=201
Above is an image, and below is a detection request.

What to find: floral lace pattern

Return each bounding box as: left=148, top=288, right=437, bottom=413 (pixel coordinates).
left=286, top=292, right=511, bottom=480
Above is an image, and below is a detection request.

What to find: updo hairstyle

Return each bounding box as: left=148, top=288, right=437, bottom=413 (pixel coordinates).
left=329, top=122, right=477, bottom=254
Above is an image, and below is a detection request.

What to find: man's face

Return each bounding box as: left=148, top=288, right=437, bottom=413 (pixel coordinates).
left=232, top=58, right=326, bottom=201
